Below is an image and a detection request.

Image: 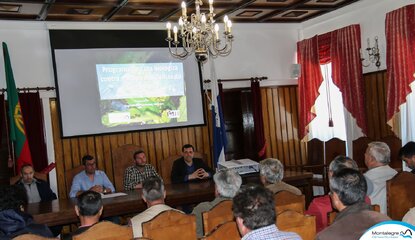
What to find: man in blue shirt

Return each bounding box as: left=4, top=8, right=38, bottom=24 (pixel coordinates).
left=69, top=155, right=115, bottom=198
left=233, top=184, right=301, bottom=240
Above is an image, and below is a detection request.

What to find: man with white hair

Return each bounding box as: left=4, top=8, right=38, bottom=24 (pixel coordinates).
left=364, top=141, right=397, bottom=214
left=259, top=158, right=301, bottom=195
left=192, top=169, right=242, bottom=237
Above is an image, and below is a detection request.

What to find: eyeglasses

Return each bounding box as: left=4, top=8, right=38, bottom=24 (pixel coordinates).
left=85, top=162, right=96, bottom=166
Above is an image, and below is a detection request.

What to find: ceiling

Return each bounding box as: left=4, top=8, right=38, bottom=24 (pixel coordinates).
left=0, top=0, right=360, bottom=23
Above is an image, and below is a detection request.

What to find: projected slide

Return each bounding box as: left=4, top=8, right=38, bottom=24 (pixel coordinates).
left=96, top=63, right=187, bottom=127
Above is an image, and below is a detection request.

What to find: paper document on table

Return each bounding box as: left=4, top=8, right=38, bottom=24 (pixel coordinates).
left=101, top=192, right=128, bottom=199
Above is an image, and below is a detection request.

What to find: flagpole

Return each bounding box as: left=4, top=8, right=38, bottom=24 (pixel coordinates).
left=2, top=95, right=15, bottom=173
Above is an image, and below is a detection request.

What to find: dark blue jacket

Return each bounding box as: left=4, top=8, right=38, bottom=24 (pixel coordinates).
left=16, top=178, right=57, bottom=202
left=0, top=209, right=53, bottom=239
left=171, top=157, right=213, bottom=183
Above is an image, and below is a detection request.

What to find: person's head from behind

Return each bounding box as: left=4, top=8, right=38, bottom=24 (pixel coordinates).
left=20, top=164, right=35, bottom=184
left=364, top=142, right=390, bottom=169
left=75, top=190, right=103, bottom=220
left=133, top=150, right=147, bottom=167
left=0, top=185, right=27, bottom=212
left=399, top=141, right=415, bottom=170
left=232, top=184, right=275, bottom=237
left=182, top=144, right=195, bottom=163
left=328, top=155, right=358, bottom=178
left=259, top=158, right=284, bottom=185
left=213, top=169, right=242, bottom=198
left=82, top=155, right=97, bottom=175
left=142, top=176, right=165, bottom=206
left=329, top=168, right=367, bottom=212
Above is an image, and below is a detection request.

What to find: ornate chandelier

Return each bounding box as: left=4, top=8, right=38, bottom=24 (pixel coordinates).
left=166, top=0, right=233, bottom=63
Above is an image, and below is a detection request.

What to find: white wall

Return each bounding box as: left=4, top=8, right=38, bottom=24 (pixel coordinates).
left=301, top=0, right=411, bottom=74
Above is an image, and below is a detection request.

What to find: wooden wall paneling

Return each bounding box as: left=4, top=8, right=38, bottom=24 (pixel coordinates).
left=139, top=132, right=148, bottom=156
left=194, top=127, right=202, bottom=153
left=154, top=130, right=163, bottom=165
left=125, top=132, right=133, bottom=144
left=181, top=128, right=189, bottom=146
left=78, top=138, right=88, bottom=163
left=132, top=132, right=140, bottom=146
left=87, top=137, right=96, bottom=159
left=267, top=88, right=278, bottom=157
left=277, top=88, right=289, bottom=166
left=161, top=130, right=170, bottom=160
left=94, top=136, right=105, bottom=174
left=168, top=129, right=177, bottom=156
left=174, top=128, right=183, bottom=154
left=284, top=87, right=295, bottom=168
left=376, top=73, right=388, bottom=137
left=188, top=128, right=197, bottom=150
left=261, top=88, right=271, bottom=158
left=70, top=138, right=79, bottom=167
left=290, top=87, right=304, bottom=168
left=146, top=131, right=157, bottom=168
left=364, top=74, right=374, bottom=139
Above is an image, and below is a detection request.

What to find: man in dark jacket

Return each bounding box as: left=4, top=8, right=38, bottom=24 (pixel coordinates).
left=16, top=164, right=57, bottom=203
left=0, top=185, right=53, bottom=239
left=316, top=168, right=390, bottom=240
left=170, top=144, right=213, bottom=183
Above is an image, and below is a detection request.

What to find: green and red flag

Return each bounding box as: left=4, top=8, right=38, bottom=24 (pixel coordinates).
left=2, top=42, right=33, bottom=173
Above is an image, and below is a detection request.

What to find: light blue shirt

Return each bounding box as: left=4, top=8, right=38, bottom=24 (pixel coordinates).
left=69, top=170, right=115, bottom=198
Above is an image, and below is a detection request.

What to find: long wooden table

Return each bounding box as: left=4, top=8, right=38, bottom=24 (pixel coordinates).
left=27, top=170, right=312, bottom=226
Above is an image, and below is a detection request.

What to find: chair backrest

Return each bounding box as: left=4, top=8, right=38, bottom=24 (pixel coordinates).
left=274, top=191, right=305, bottom=214
left=202, top=200, right=233, bottom=235
left=327, top=204, right=381, bottom=226
left=277, top=210, right=316, bottom=240
left=159, top=152, right=207, bottom=184
left=142, top=210, right=196, bottom=240
left=201, top=221, right=240, bottom=240
left=12, top=234, right=57, bottom=240
left=352, top=137, right=373, bottom=169
left=387, top=171, right=415, bottom=220
left=64, top=165, right=85, bottom=197
left=72, top=222, right=133, bottom=240
left=10, top=172, right=48, bottom=185
left=112, top=144, right=143, bottom=191
left=380, top=135, right=402, bottom=170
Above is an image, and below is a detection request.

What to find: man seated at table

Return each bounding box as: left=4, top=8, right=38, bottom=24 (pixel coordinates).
left=192, top=169, right=242, bottom=237
left=232, top=184, right=301, bottom=240
left=171, top=144, right=213, bottom=183
left=16, top=164, right=62, bottom=236
left=70, top=155, right=115, bottom=198
left=316, top=168, right=390, bottom=240
left=130, top=176, right=181, bottom=238
left=399, top=141, right=415, bottom=174
left=61, top=191, right=103, bottom=240
left=0, top=185, right=53, bottom=239
left=123, top=150, right=160, bottom=191
left=259, top=158, right=301, bottom=195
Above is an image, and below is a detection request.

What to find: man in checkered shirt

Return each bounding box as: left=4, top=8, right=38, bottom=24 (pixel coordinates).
left=123, top=150, right=160, bottom=191
left=233, top=184, right=301, bottom=240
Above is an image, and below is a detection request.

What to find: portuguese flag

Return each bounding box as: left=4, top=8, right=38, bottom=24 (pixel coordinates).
left=2, top=42, right=33, bottom=173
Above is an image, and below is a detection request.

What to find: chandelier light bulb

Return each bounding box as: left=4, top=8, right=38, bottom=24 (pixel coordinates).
left=227, top=20, right=232, bottom=33
left=201, top=14, right=207, bottom=24
left=173, top=26, right=178, bottom=42
left=166, top=22, right=172, bottom=38
left=181, top=2, right=187, bottom=17
left=179, top=17, right=183, bottom=26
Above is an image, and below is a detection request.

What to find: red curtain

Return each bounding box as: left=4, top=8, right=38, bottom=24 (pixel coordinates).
left=385, top=4, right=415, bottom=123
left=331, top=24, right=367, bottom=134
left=251, top=81, right=266, bottom=159
left=19, top=92, right=48, bottom=172
left=297, top=36, right=323, bottom=140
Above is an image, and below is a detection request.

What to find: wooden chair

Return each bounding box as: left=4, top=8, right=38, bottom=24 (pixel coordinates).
left=202, top=200, right=233, bottom=235
left=201, top=221, right=240, bottom=240
left=303, top=138, right=328, bottom=194
left=275, top=191, right=306, bottom=214
left=112, top=144, right=143, bottom=191
left=10, top=172, right=48, bottom=185
left=64, top=165, right=85, bottom=197
left=387, top=171, right=415, bottom=220
left=352, top=137, right=373, bottom=169
left=327, top=204, right=380, bottom=225
left=12, top=234, right=57, bottom=240
left=277, top=210, right=316, bottom=240
left=72, top=222, right=133, bottom=240
left=380, top=135, right=402, bottom=170
left=142, top=210, right=196, bottom=240
left=159, top=152, right=207, bottom=184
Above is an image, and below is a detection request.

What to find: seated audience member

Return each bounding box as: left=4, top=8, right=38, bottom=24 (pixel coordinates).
left=70, top=155, right=115, bottom=198
left=123, top=150, right=160, bottom=191
left=192, top=169, right=242, bottom=237
left=171, top=144, right=213, bottom=183
left=316, top=168, right=390, bottom=240
left=259, top=158, right=301, bottom=195
left=305, top=156, right=369, bottom=232
left=403, top=207, right=415, bottom=226
left=61, top=191, right=103, bottom=240
left=364, top=142, right=398, bottom=214
left=0, top=185, right=53, bottom=239
left=399, top=141, right=415, bottom=173
left=16, top=164, right=57, bottom=203
left=232, top=184, right=301, bottom=240
left=130, top=176, right=181, bottom=238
